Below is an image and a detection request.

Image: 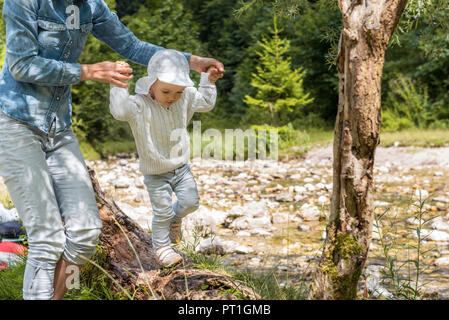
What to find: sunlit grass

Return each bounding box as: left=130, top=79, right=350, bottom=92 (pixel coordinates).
left=380, top=129, right=449, bottom=147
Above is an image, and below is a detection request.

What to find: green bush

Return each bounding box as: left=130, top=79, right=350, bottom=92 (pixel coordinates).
left=381, top=74, right=434, bottom=132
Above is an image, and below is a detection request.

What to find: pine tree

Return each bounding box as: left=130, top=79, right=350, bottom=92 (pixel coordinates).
left=244, top=14, right=313, bottom=127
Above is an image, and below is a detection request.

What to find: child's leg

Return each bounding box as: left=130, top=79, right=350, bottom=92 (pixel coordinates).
left=144, top=174, right=176, bottom=249
left=172, top=164, right=200, bottom=222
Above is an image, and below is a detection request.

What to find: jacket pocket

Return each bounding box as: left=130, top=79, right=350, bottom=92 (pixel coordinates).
left=37, top=19, right=69, bottom=48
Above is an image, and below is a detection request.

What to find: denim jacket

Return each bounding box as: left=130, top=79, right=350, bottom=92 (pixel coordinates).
left=0, top=0, right=190, bottom=135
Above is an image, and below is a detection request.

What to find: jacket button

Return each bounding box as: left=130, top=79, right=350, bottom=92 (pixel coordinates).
left=56, top=97, right=60, bottom=101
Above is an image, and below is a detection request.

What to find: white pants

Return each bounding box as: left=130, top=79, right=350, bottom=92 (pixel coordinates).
left=0, top=112, right=102, bottom=299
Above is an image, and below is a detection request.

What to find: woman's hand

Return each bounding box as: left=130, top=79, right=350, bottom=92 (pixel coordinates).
left=189, top=55, right=225, bottom=80
left=80, top=61, right=134, bottom=87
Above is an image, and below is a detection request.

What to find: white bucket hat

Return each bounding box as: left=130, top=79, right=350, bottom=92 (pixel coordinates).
left=135, top=49, right=194, bottom=95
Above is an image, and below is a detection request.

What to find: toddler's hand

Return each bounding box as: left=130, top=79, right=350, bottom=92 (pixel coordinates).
left=115, top=61, right=132, bottom=76
left=206, top=66, right=221, bottom=83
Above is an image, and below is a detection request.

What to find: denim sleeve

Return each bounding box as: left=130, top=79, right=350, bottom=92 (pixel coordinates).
left=3, top=0, right=81, bottom=86
left=91, top=0, right=191, bottom=66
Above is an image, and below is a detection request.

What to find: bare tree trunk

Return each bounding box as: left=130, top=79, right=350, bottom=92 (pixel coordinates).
left=310, top=0, right=409, bottom=300
left=88, top=167, right=259, bottom=300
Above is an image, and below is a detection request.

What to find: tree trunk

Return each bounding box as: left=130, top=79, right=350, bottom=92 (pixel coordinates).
left=310, top=0, right=409, bottom=300
left=87, top=167, right=259, bottom=300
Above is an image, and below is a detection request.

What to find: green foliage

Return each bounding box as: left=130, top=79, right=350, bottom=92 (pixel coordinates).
left=234, top=268, right=309, bottom=300
left=381, top=74, right=434, bottom=132
left=244, top=15, right=313, bottom=127
left=0, top=256, right=26, bottom=300
left=251, top=123, right=309, bottom=152
left=373, top=194, right=438, bottom=300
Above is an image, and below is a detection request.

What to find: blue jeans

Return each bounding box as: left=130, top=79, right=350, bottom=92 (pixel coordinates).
left=0, top=112, right=102, bottom=300
left=144, top=164, right=200, bottom=249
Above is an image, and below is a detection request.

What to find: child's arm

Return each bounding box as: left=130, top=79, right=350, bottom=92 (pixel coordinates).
left=186, top=72, right=217, bottom=117
left=109, top=84, right=139, bottom=122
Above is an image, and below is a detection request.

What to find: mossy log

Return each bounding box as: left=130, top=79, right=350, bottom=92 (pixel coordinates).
left=88, top=166, right=258, bottom=300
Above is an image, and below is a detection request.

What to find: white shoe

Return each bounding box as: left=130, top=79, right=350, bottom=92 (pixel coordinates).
left=169, top=220, right=183, bottom=244
left=156, top=245, right=182, bottom=267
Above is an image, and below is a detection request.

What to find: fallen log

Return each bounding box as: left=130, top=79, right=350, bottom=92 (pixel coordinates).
left=88, top=166, right=258, bottom=300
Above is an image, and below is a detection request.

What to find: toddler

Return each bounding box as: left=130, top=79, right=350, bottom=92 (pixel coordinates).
left=109, top=50, right=219, bottom=267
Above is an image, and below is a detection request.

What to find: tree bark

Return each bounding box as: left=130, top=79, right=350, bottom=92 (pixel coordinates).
left=87, top=167, right=259, bottom=300
left=310, top=0, right=409, bottom=300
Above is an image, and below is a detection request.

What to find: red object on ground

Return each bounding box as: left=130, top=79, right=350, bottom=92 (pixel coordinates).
left=0, top=241, right=27, bottom=270
left=0, top=241, right=27, bottom=255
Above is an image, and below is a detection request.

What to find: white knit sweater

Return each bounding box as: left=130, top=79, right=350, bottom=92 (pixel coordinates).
left=109, top=73, right=217, bottom=174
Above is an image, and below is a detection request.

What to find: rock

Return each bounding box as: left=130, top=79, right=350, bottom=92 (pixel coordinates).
left=249, top=257, right=261, bottom=265
left=434, top=171, right=444, bottom=177
left=430, top=216, right=449, bottom=232
left=414, top=189, right=429, bottom=199
left=434, top=257, right=449, bottom=266
left=418, top=229, right=449, bottom=242
left=290, top=174, right=301, bottom=180
left=294, top=186, right=307, bottom=194
left=115, top=201, right=152, bottom=229
left=433, top=196, right=449, bottom=204
left=304, top=183, right=316, bottom=192
left=275, top=193, right=294, bottom=202
left=364, top=265, right=393, bottom=299
left=317, top=196, right=328, bottom=205
left=134, top=190, right=149, bottom=203
left=297, top=224, right=310, bottom=232
left=228, top=201, right=268, bottom=219
left=119, top=159, right=128, bottom=166
left=272, top=212, right=290, bottom=224
left=134, top=177, right=145, bottom=189
left=233, top=245, right=254, bottom=254
left=114, top=177, right=131, bottom=189
left=229, top=216, right=272, bottom=231
left=316, top=183, right=325, bottom=190
left=235, top=231, right=251, bottom=237
left=222, top=240, right=254, bottom=254
left=197, top=236, right=226, bottom=255
left=184, top=206, right=229, bottom=236
left=299, top=203, right=321, bottom=221
left=374, top=201, right=390, bottom=207
left=250, top=229, right=273, bottom=237
left=278, top=265, right=288, bottom=271
left=304, top=177, right=314, bottom=183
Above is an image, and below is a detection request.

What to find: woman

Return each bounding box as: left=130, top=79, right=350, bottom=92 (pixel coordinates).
left=0, top=0, right=224, bottom=300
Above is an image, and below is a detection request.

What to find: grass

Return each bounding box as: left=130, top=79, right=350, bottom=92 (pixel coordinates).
left=380, top=129, right=449, bottom=147
left=233, top=268, right=309, bottom=300
left=0, top=256, right=26, bottom=300
left=372, top=192, right=439, bottom=300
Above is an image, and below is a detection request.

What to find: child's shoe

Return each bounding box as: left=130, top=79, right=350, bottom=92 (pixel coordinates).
left=169, top=220, right=182, bottom=243
left=156, top=245, right=182, bottom=267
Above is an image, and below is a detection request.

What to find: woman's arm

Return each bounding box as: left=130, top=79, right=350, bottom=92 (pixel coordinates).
left=91, top=0, right=225, bottom=77
left=3, top=0, right=81, bottom=86
left=91, top=0, right=188, bottom=66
